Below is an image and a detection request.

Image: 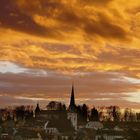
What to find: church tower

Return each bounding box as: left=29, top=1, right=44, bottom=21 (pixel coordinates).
left=68, top=84, right=77, bottom=130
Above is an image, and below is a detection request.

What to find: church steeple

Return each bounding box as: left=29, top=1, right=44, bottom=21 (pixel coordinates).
left=35, top=102, right=40, bottom=115
left=69, top=84, right=76, bottom=111
left=70, top=84, right=75, bottom=106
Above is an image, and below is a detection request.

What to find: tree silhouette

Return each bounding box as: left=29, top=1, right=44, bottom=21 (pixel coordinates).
left=112, top=106, right=121, bottom=121
left=90, top=107, right=99, bottom=121
left=46, top=101, right=66, bottom=110
left=76, top=104, right=89, bottom=123
left=124, top=108, right=130, bottom=121
left=136, top=113, right=140, bottom=121
left=105, top=106, right=121, bottom=121
left=81, top=104, right=89, bottom=122
left=124, top=108, right=136, bottom=122
left=15, top=105, right=25, bottom=120
left=76, top=105, right=83, bottom=123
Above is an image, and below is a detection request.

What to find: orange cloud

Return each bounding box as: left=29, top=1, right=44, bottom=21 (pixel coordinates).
left=0, top=0, right=139, bottom=92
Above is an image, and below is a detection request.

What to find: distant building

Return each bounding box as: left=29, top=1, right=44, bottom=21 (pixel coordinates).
left=1, top=133, right=12, bottom=140
left=44, top=118, right=75, bottom=140
left=86, top=121, right=103, bottom=130
left=14, top=129, right=43, bottom=140
left=95, top=129, right=128, bottom=140
left=67, top=112, right=77, bottom=130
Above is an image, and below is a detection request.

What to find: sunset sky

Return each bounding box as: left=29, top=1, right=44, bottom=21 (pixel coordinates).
left=0, top=0, right=140, bottom=109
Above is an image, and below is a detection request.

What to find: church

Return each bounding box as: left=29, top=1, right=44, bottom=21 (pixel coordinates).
left=33, top=85, right=78, bottom=139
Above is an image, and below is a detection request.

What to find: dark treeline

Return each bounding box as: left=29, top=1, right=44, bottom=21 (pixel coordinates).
left=1, top=101, right=139, bottom=123
left=45, top=101, right=139, bottom=123
left=0, top=102, right=140, bottom=140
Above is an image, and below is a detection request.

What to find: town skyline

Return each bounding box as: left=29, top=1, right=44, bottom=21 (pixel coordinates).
left=0, top=85, right=139, bottom=113
left=0, top=85, right=140, bottom=139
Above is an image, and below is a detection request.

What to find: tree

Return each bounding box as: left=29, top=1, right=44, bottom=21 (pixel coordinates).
left=112, top=106, right=121, bottom=121
left=46, top=101, right=66, bottom=110
left=76, top=104, right=89, bottom=123
left=136, top=113, right=140, bottom=121
left=57, top=102, right=66, bottom=110
left=124, top=108, right=136, bottom=122
left=129, top=110, right=136, bottom=122
left=106, top=106, right=121, bottom=121
left=90, top=107, right=99, bottom=121
left=76, top=105, right=83, bottom=123
left=15, top=105, right=25, bottom=120
left=81, top=104, right=89, bottom=122
left=124, top=108, right=130, bottom=121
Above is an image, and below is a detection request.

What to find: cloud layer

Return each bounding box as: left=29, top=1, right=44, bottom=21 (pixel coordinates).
left=0, top=0, right=140, bottom=108
left=0, top=61, right=139, bottom=109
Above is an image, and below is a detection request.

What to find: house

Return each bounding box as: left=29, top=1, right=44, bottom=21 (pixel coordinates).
left=44, top=117, right=75, bottom=140
left=114, top=126, right=123, bottom=131
left=95, top=129, right=128, bottom=140
left=14, top=129, right=43, bottom=140
left=44, top=121, right=59, bottom=134
left=1, top=133, right=12, bottom=140
left=86, top=121, right=103, bottom=130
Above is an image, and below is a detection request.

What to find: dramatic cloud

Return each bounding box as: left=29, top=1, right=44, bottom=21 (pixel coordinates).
left=0, top=0, right=134, bottom=42
left=0, top=0, right=140, bottom=108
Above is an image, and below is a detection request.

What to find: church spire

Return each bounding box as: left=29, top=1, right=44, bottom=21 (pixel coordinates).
left=70, top=84, right=75, bottom=106
left=69, top=84, right=76, bottom=111
left=35, top=102, right=40, bottom=115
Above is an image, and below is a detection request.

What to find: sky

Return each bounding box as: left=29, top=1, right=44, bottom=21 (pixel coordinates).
left=0, top=0, right=140, bottom=109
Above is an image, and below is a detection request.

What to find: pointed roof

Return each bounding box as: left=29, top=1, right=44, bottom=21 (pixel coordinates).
left=35, top=102, right=40, bottom=114
left=70, top=84, right=75, bottom=106
left=69, top=84, right=76, bottom=112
